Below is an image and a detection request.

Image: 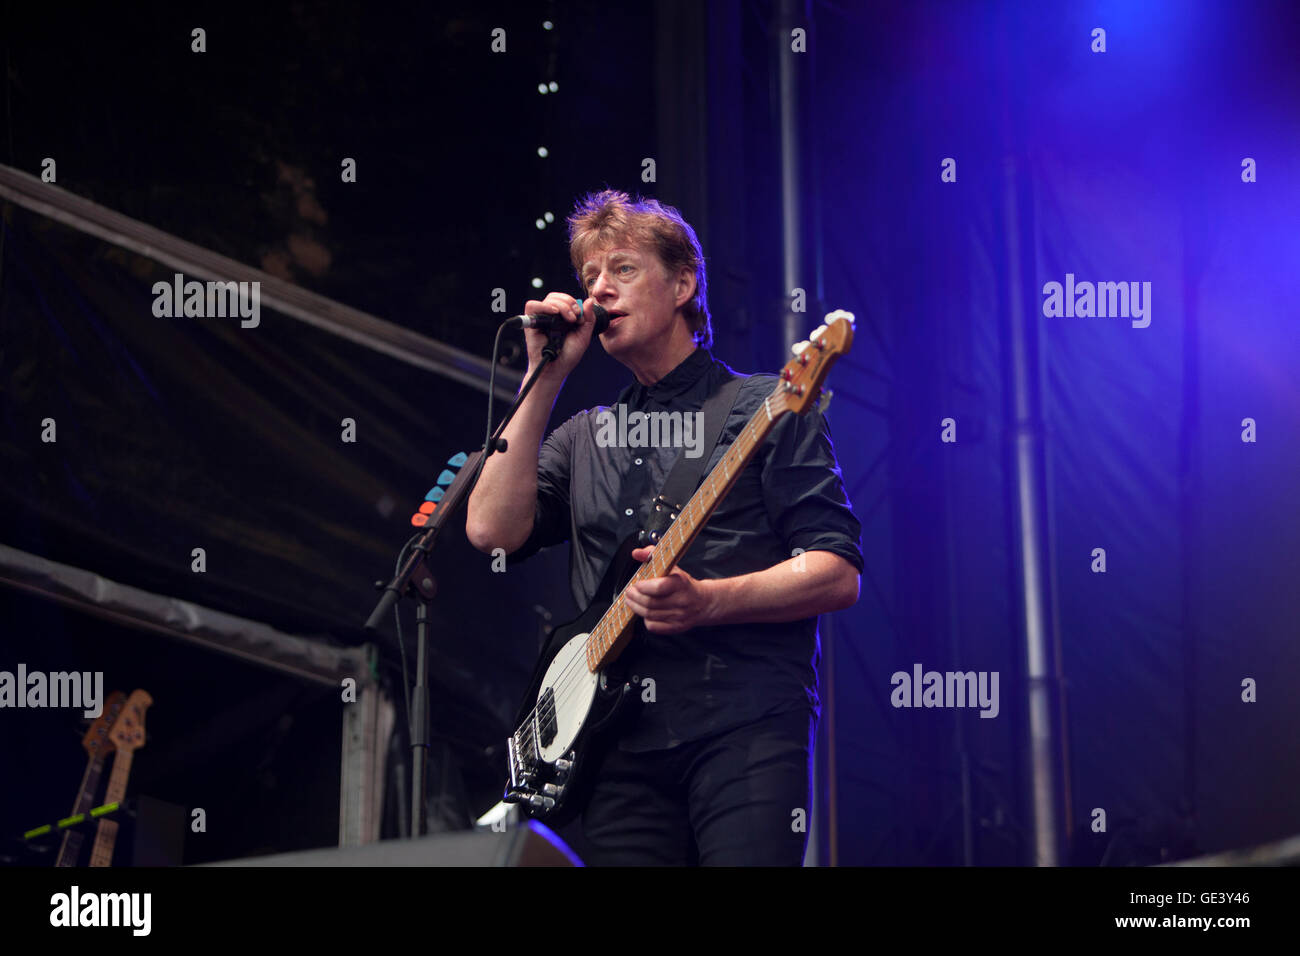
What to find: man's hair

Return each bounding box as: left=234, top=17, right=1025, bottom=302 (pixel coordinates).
left=567, top=189, right=712, bottom=348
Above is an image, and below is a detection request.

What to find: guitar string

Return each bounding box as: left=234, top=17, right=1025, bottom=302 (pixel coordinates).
left=508, top=403, right=785, bottom=773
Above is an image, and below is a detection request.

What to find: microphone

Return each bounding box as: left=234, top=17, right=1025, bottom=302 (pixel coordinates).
left=508, top=302, right=611, bottom=335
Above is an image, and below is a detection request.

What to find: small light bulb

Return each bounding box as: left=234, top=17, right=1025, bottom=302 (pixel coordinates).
left=535, top=219, right=545, bottom=230
left=543, top=20, right=554, bottom=31
left=544, top=211, right=555, bottom=223
left=548, top=81, right=558, bottom=92
left=537, top=146, right=549, bottom=157
left=531, top=277, right=544, bottom=289
left=537, top=83, right=548, bottom=94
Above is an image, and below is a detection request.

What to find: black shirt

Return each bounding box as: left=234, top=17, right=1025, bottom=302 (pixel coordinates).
left=510, top=346, right=863, bottom=752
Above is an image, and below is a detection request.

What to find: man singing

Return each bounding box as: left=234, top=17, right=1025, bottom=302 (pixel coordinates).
left=466, top=189, right=862, bottom=865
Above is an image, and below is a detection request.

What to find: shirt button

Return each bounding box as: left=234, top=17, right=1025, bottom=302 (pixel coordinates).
left=634, top=457, right=643, bottom=465
left=624, top=508, right=634, bottom=517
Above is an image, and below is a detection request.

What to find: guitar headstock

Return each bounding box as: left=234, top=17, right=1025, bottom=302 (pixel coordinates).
left=81, top=690, right=126, bottom=759
left=107, top=689, right=153, bottom=754
left=778, top=310, right=855, bottom=415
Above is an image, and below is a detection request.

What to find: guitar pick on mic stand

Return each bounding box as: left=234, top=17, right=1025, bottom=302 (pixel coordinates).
left=364, top=305, right=602, bottom=839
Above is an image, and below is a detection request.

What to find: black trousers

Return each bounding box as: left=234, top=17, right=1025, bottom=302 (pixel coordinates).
left=578, top=706, right=817, bottom=866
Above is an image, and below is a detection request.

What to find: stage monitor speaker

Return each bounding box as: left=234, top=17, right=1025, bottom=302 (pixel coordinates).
left=201, top=822, right=580, bottom=867
left=1166, top=833, right=1300, bottom=867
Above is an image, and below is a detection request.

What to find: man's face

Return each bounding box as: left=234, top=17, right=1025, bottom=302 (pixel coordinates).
left=580, top=243, right=691, bottom=358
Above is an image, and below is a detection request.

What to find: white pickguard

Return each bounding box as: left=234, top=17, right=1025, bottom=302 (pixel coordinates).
left=536, top=633, right=601, bottom=763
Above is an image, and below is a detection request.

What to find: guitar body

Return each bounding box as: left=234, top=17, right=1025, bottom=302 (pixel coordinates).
left=504, top=536, right=643, bottom=827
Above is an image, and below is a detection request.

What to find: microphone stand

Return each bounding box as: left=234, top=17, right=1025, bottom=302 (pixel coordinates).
left=364, top=325, right=569, bottom=839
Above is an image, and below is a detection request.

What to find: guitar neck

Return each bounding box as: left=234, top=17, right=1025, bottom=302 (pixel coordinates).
left=88, top=749, right=134, bottom=868
left=55, top=754, right=108, bottom=867
left=585, top=388, right=788, bottom=670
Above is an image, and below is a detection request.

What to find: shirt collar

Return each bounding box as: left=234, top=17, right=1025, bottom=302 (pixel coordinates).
left=624, top=347, right=712, bottom=406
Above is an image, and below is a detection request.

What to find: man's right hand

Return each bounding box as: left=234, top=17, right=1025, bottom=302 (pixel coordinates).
left=521, top=292, right=598, bottom=382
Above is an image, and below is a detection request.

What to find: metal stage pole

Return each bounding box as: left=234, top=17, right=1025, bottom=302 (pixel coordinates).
left=996, top=7, right=1070, bottom=867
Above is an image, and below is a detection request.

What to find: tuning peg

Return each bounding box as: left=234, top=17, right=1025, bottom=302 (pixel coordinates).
left=825, top=309, right=856, bottom=327
left=810, top=325, right=827, bottom=341
left=791, top=340, right=811, bottom=356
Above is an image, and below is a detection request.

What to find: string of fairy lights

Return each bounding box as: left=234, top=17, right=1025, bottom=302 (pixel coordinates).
left=529, top=17, right=559, bottom=293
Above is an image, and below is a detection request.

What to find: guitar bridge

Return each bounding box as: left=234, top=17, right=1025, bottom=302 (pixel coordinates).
left=503, top=729, right=572, bottom=812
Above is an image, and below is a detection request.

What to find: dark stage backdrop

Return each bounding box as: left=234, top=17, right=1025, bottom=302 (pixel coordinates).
left=810, top=1, right=1300, bottom=863
left=2, top=1, right=1298, bottom=865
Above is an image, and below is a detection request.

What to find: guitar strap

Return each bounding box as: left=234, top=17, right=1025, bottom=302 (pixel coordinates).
left=639, top=373, right=745, bottom=543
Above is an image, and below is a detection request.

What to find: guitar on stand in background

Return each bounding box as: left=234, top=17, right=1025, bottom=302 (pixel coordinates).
left=88, top=689, right=152, bottom=868
left=54, top=690, right=126, bottom=867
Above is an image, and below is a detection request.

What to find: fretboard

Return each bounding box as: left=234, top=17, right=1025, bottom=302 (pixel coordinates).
left=55, top=754, right=108, bottom=867
left=88, top=749, right=134, bottom=868
left=584, top=386, right=790, bottom=670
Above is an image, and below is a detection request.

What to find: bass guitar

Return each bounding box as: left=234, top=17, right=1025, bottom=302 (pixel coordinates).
left=88, top=689, right=152, bottom=867
left=54, top=690, right=126, bottom=867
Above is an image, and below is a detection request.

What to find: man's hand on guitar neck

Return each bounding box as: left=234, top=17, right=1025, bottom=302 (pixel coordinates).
left=624, top=546, right=719, bottom=635
left=624, top=545, right=859, bottom=634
